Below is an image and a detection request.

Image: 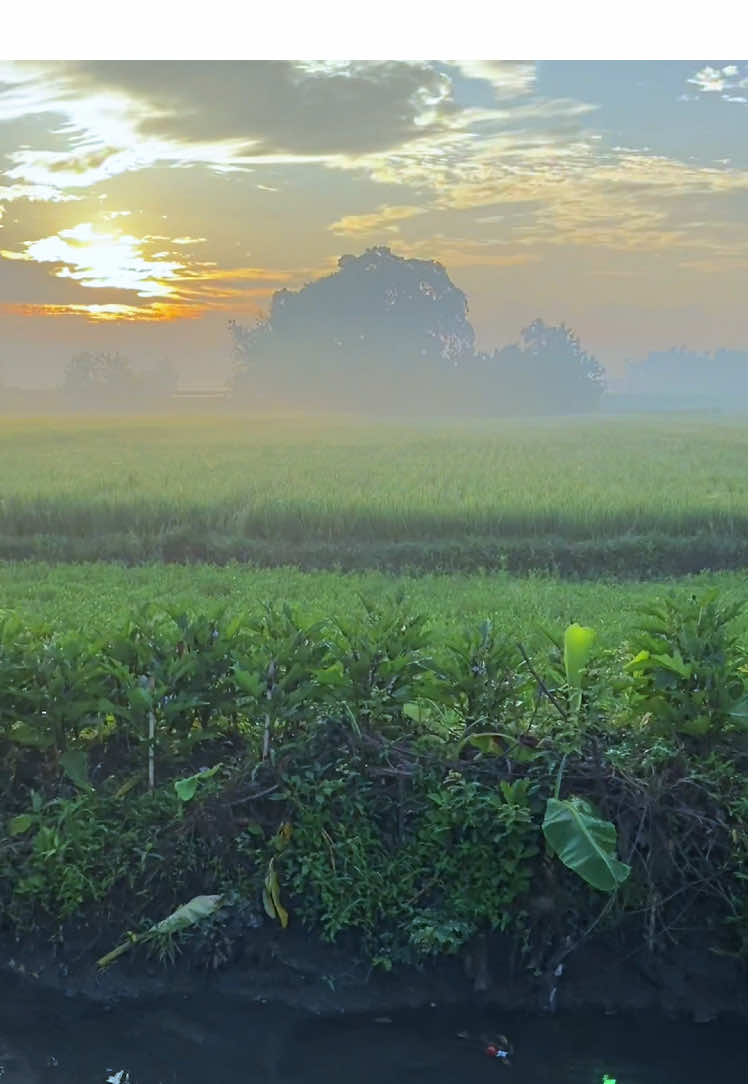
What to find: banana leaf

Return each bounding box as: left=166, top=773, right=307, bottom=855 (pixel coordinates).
left=563, top=624, right=596, bottom=713
left=97, top=894, right=224, bottom=968
left=542, top=797, right=630, bottom=893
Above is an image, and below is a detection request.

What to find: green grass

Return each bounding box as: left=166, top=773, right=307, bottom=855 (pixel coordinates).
left=0, top=560, right=745, bottom=643
left=0, top=413, right=746, bottom=574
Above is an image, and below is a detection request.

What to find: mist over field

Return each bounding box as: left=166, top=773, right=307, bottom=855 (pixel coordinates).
left=1, top=245, right=747, bottom=416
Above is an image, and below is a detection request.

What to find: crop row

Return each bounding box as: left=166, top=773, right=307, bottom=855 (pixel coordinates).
left=1, top=589, right=745, bottom=771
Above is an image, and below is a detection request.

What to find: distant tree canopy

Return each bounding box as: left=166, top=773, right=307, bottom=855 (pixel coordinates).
left=62, top=352, right=178, bottom=407
left=622, top=347, right=747, bottom=410
left=64, top=352, right=140, bottom=405
left=481, top=319, right=606, bottom=414
left=230, top=246, right=606, bottom=415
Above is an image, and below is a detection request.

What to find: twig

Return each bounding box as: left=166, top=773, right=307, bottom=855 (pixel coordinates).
left=516, top=643, right=569, bottom=723
left=226, top=784, right=279, bottom=807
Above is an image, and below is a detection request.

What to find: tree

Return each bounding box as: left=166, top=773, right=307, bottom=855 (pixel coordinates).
left=231, top=247, right=475, bottom=411
left=229, top=249, right=607, bottom=416
left=487, top=319, right=605, bottom=414
left=63, top=352, right=141, bottom=407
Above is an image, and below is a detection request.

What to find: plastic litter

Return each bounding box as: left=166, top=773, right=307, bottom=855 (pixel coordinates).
left=485, top=1044, right=510, bottom=1059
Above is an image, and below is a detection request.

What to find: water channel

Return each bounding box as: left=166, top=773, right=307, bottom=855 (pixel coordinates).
left=0, top=983, right=746, bottom=1084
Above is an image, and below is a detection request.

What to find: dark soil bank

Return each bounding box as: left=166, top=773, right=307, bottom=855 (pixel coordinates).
left=2, top=919, right=745, bottom=1020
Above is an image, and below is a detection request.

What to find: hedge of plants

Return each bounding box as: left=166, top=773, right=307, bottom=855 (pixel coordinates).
left=0, top=590, right=746, bottom=975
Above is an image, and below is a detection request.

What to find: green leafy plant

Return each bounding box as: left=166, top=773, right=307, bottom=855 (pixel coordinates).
left=321, top=598, right=436, bottom=737
left=542, top=796, right=631, bottom=893
left=174, top=763, right=223, bottom=803
left=626, top=591, right=746, bottom=737
left=563, top=623, right=596, bottom=714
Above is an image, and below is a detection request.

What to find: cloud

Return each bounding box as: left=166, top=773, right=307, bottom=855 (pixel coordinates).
left=0, top=61, right=269, bottom=198
left=396, top=234, right=543, bottom=268
left=505, top=152, right=748, bottom=255
left=60, top=60, right=463, bottom=157
left=0, top=182, right=82, bottom=204
left=1, top=222, right=184, bottom=298
left=2, top=301, right=202, bottom=322
left=446, top=61, right=536, bottom=99
left=0, top=211, right=313, bottom=321
left=687, top=63, right=747, bottom=102
left=345, top=116, right=746, bottom=258
left=329, top=204, right=427, bottom=236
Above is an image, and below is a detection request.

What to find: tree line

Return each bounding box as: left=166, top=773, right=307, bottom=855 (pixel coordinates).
left=43, top=246, right=744, bottom=415
left=230, top=247, right=605, bottom=415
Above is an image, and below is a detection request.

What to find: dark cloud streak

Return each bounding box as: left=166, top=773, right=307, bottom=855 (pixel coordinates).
left=64, top=60, right=461, bottom=156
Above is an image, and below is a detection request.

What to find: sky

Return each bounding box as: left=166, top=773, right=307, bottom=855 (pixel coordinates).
left=0, top=58, right=747, bottom=386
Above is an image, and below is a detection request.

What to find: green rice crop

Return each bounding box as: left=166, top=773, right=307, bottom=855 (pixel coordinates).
left=0, top=560, right=745, bottom=644
left=0, top=413, right=746, bottom=574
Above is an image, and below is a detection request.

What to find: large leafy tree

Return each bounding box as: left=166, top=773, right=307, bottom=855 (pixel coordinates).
left=231, top=247, right=475, bottom=411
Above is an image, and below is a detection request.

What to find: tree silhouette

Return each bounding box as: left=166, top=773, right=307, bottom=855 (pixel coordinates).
left=230, top=250, right=607, bottom=415
left=485, top=319, right=605, bottom=414
left=231, top=247, right=475, bottom=411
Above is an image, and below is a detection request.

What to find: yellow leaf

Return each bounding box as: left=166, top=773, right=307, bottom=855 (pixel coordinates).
left=261, top=885, right=276, bottom=920
left=264, top=858, right=289, bottom=929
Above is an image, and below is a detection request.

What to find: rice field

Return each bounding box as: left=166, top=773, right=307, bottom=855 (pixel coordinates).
left=0, top=413, right=746, bottom=575
left=0, top=560, right=745, bottom=645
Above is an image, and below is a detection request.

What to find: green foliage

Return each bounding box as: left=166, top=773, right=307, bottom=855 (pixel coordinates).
left=174, top=763, right=223, bottom=803
left=542, top=797, right=631, bottom=893
left=5, top=791, right=122, bottom=920
left=563, top=623, right=596, bottom=714
left=626, top=590, right=746, bottom=737
left=0, top=621, right=112, bottom=753
left=0, top=588, right=746, bottom=970
left=276, top=755, right=539, bottom=966
left=60, top=749, right=92, bottom=791
left=320, top=599, right=436, bottom=735
left=0, top=563, right=744, bottom=643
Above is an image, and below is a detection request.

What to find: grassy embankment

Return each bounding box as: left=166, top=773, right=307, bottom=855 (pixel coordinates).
left=0, top=590, right=746, bottom=976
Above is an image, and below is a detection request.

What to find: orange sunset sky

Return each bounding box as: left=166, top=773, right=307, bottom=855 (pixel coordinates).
left=0, top=59, right=747, bottom=386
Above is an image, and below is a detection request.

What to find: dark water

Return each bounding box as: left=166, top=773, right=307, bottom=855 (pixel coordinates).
left=0, top=987, right=746, bottom=1084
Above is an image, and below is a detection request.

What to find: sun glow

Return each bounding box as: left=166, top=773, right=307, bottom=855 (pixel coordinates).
left=1, top=222, right=184, bottom=298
